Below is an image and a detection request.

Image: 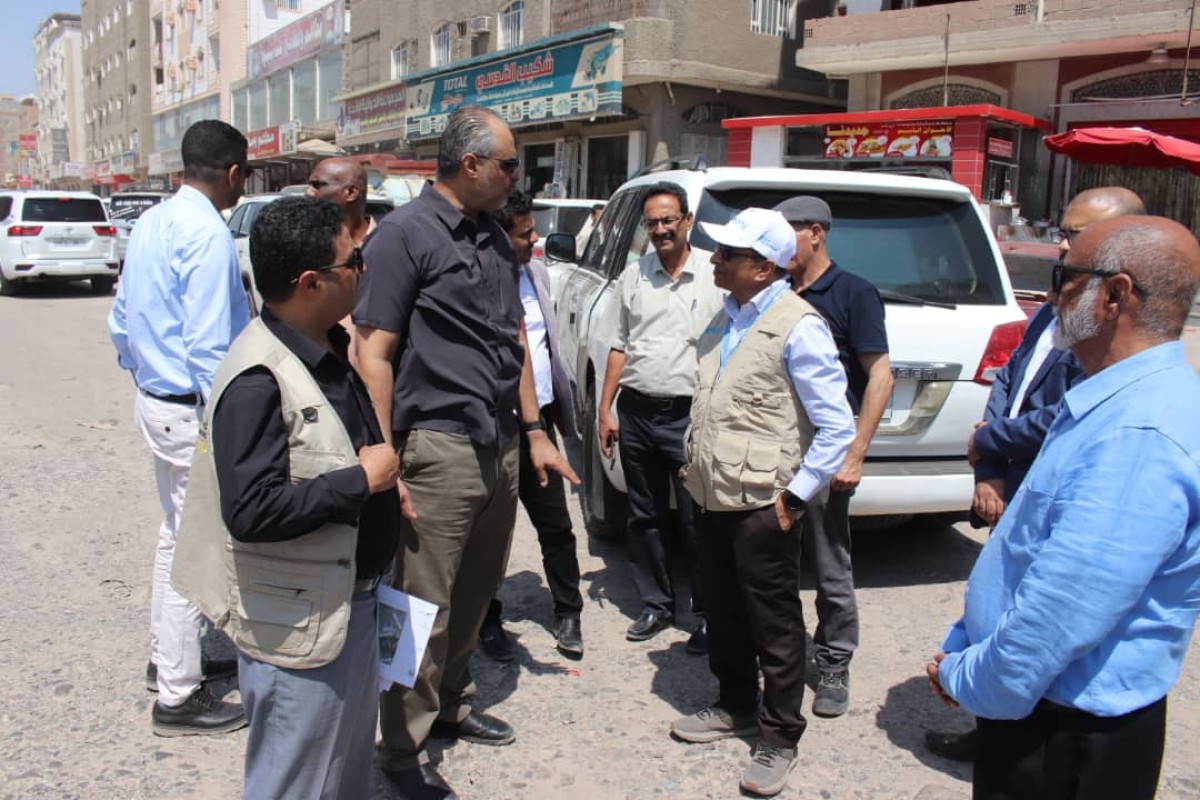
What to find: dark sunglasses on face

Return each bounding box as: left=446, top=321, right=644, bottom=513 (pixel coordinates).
left=292, top=247, right=365, bottom=284
left=1052, top=228, right=1080, bottom=246
left=641, top=216, right=683, bottom=231
left=479, top=155, right=522, bottom=175
left=307, top=179, right=330, bottom=190
left=716, top=244, right=765, bottom=261
left=1051, top=261, right=1149, bottom=296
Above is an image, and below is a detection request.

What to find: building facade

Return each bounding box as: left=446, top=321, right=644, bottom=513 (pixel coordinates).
left=0, top=97, right=40, bottom=188
left=33, top=13, right=85, bottom=187
left=336, top=0, right=844, bottom=198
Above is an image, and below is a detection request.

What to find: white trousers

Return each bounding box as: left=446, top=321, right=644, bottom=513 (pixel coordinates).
left=135, top=392, right=204, bottom=706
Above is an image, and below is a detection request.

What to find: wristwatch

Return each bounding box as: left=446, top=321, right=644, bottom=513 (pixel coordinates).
left=781, top=490, right=807, bottom=512
left=520, top=418, right=545, bottom=434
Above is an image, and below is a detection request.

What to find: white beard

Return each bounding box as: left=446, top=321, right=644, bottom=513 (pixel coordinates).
left=1053, top=277, right=1104, bottom=350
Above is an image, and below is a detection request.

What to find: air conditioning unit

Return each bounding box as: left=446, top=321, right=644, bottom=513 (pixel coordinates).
left=469, top=15, right=491, bottom=34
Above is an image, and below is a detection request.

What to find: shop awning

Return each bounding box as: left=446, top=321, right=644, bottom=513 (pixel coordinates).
left=1045, top=127, right=1200, bottom=176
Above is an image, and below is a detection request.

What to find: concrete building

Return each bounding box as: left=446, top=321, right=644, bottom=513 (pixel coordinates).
left=729, top=0, right=1200, bottom=225
left=147, top=0, right=247, bottom=181
left=335, top=0, right=844, bottom=198
left=0, top=97, right=40, bottom=188
left=33, top=13, right=86, bottom=187
left=81, top=0, right=155, bottom=190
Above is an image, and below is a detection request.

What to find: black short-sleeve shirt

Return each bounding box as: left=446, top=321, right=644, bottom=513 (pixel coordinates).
left=354, top=183, right=524, bottom=447
left=798, top=261, right=890, bottom=414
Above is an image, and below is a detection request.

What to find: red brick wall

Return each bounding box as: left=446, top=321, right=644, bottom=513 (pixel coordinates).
left=727, top=128, right=752, bottom=168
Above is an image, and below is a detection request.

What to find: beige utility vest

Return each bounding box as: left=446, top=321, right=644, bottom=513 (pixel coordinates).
left=682, top=290, right=821, bottom=512
left=172, top=318, right=361, bottom=669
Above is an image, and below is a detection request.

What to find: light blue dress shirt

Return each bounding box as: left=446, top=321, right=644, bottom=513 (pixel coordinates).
left=939, top=341, right=1200, bottom=720
left=108, top=185, right=249, bottom=401
left=720, top=277, right=855, bottom=501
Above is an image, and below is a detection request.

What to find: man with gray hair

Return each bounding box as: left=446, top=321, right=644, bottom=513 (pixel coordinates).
left=928, top=216, right=1200, bottom=799
left=355, top=104, right=577, bottom=800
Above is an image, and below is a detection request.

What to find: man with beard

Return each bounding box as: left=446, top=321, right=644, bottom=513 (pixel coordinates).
left=928, top=215, right=1200, bottom=800
left=927, top=186, right=1144, bottom=761
left=597, top=182, right=725, bottom=646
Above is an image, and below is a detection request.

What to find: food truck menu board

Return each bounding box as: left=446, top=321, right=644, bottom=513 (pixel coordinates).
left=823, top=121, right=954, bottom=159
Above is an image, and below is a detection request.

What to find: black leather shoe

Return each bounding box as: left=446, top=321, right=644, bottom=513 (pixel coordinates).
left=477, top=619, right=515, bottom=662
left=626, top=609, right=674, bottom=641
left=554, top=615, right=584, bottom=659
left=925, top=727, right=979, bottom=762
left=430, top=709, right=515, bottom=746
left=146, top=657, right=239, bottom=692
left=151, top=684, right=247, bottom=737
left=686, top=618, right=709, bottom=655
left=383, top=763, right=458, bottom=800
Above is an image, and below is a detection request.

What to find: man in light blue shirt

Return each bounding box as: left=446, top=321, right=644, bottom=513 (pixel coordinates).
left=108, top=120, right=250, bottom=737
left=929, top=215, right=1200, bottom=800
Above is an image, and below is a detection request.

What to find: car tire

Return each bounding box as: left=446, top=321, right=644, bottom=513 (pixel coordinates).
left=0, top=270, right=20, bottom=297
left=90, top=275, right=116, bottom=295
left=580, top=379, right=627, bottom=542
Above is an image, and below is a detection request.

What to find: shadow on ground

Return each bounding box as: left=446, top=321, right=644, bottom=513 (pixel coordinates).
left=877, top=674, right=975, bottom=784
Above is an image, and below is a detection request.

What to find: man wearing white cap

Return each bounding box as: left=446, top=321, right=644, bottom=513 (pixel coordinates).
left=670, top=207, right=855, bottom=797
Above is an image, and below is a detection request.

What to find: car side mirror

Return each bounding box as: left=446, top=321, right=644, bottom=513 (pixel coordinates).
left=544, top=232, right=577, bottom=263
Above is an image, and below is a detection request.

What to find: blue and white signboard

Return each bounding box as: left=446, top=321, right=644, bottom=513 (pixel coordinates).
left=405, top=30, right=623, bottom=141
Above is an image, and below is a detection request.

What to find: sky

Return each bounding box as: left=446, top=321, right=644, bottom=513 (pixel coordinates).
left=0, top=0, right=81, bottom=99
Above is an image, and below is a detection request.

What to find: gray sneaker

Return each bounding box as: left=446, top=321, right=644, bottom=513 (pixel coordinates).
left=812, top=669, right=850, bottom=718
left=670, top=706, right=758, bottom=743
left=740, top=741, right=798, bottom=797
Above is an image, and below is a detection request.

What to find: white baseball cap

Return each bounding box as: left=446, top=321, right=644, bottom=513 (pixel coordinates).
left=700, top=207, right=797, bottom=268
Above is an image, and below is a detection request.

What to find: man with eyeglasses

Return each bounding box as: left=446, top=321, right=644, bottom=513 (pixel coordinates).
left=355, top=104, right=577, bottom=800
left=928, top=214, right=1200, bottom=800
left=108, top=119, right=251, bottom=736
left=171, top=196, right=403, bottom=798
left=670, top=207, right=854, bottom=797
left=597, top=181, right=725, bottom=647
left=927, top=186, right=1144, bottom=762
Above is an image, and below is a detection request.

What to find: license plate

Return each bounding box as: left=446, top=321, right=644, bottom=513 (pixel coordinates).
left=48, top=237, right=88, bottom=247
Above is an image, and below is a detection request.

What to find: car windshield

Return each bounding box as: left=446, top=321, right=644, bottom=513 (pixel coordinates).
left=692, top=188, right=1005, bottom=305
left=21, top=197, right=108, bottom=223
left=533, top=205, right=592, bottom=237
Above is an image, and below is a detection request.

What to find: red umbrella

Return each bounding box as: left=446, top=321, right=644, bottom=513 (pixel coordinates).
left=1044, top=127, right=1200, bottom=176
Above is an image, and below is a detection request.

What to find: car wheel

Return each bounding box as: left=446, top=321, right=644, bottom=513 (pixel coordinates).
left=90, top=275, right=116, bottom=295
left=580, top=378, right=627, bottom=541
left=0, top=270, right=20, bottom=297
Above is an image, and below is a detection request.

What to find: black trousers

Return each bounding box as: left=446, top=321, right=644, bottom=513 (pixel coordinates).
left=696, top=503, right=808, bottom=748
left=487, top=422, right=583, bottom=623
left=974, top=696, right=1167, bottom=800
left=616, top=390, right=699, bottom=615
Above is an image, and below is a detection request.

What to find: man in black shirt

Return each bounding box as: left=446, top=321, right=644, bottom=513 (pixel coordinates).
left=191, top=196, right=405, bottom=798
left=776, top=196, right=893, bottom=719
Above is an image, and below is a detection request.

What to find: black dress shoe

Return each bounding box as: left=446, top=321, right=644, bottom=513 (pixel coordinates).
left=146, top=657, right=239, bottom=692
left=925, top=727, right=979, bottom=762
left=626, top=609, right=674, bottom=641
left=685, top=618, right=709, bottom=655
left=430, top=709, right=515, bottom=746
left=477, top=619, right=515, bottom=662
left=151, top=684, right=247, bottom=737
left=554, top=616, right=584, bottom=659
left=383, top=762, right=458, bottom=800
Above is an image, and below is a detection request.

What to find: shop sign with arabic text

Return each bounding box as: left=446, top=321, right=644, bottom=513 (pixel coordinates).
left=248, top=3, right=342, bottom=80
left=822, top=121, right=954, bottom=159
left=336, top=84, right=407, bottom=140
left=404, top=30, right=623, bottom=141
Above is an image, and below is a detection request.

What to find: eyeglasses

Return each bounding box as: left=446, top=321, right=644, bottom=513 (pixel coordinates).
left=715, top=244, right=765, bottom=261
left=479, top=155, right=522, bottom=175
left=291, top=247, right=365, bottom=284
left=1051, top=262, right=1149, bottom=296
left=307, top=179, right=330, bottom=190
left=641, top=216, right=683, bottom=231
left=1052, top=228, right=1082, bottom=246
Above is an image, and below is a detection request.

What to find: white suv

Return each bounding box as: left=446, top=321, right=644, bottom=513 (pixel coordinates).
left=545, top=167, right=1027, bottom=534
left=0, top=191, right=120, bottom=295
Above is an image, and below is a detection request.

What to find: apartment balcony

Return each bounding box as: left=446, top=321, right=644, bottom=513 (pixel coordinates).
left=796, top=0, right=1196, bottom=76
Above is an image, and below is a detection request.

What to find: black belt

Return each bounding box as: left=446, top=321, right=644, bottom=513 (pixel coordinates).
left=622, top=387, right=692, bottom=412
left=141, top=388, right=200, bottom=406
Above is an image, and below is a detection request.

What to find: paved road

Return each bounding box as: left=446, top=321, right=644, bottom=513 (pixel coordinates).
left=1, top=284, right=1198, bottom=799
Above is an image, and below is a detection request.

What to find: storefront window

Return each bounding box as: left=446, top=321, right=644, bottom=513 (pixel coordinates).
left=249, top=79, right=267, bottom=130
left=586, top=136, right=628, bottom=200
left=268, top=71, right=291, bottom=126
left=317, top=51, right=341, bottom=122
left=231, top=87, right=248, bottom=130
left=293, top=59, right=316, bottom=124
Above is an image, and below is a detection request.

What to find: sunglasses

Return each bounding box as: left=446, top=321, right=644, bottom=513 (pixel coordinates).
left=307, top=179, right=330, bottom=190
left=715, top=244, right=765, bottom=261
left=1052, top=228, right=1081, bottom=247
left=479, top=155, right=522, bottom=175
left=1051, top=262, right=1148, bottom=296
left=292, top=247, right=365, bottom=284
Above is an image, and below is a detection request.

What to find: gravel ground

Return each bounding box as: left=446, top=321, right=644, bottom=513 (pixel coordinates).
left=1, top=285, right=1198, bottom=800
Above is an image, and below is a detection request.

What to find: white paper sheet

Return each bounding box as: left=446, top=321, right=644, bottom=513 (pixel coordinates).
left=376, top=584, right=438, bottom=691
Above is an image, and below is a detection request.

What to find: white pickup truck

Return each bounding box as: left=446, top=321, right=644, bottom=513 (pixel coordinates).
left=543, top=166, right=1027, bottom=536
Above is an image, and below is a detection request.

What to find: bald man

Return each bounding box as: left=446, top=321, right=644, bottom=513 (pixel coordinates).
left=929, top=216, right=1200, bottom=800
left=306, top=157, right=373, bottom=245
left=929, top=187, right=1144, bottom=761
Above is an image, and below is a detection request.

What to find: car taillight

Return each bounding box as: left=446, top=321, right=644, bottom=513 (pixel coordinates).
left=974, top=320, right=1027, bottom=385
left=7, top=225, right=43, bottom=236
left=93, top=225, right=117, bottom=236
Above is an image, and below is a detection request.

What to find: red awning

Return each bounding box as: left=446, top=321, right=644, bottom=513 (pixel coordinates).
left=1044, top=127, right=1200, bottom=176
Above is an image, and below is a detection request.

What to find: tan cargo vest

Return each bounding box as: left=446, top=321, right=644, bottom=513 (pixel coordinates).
left=171, top=318, right=361, bottom=669
left=682, top=289, right=821, bottom=512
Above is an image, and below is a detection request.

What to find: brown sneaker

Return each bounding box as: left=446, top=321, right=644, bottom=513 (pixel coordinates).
left=740, top=741, right=798, bottom=797
left=670, top=706, right=758, bottom=743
